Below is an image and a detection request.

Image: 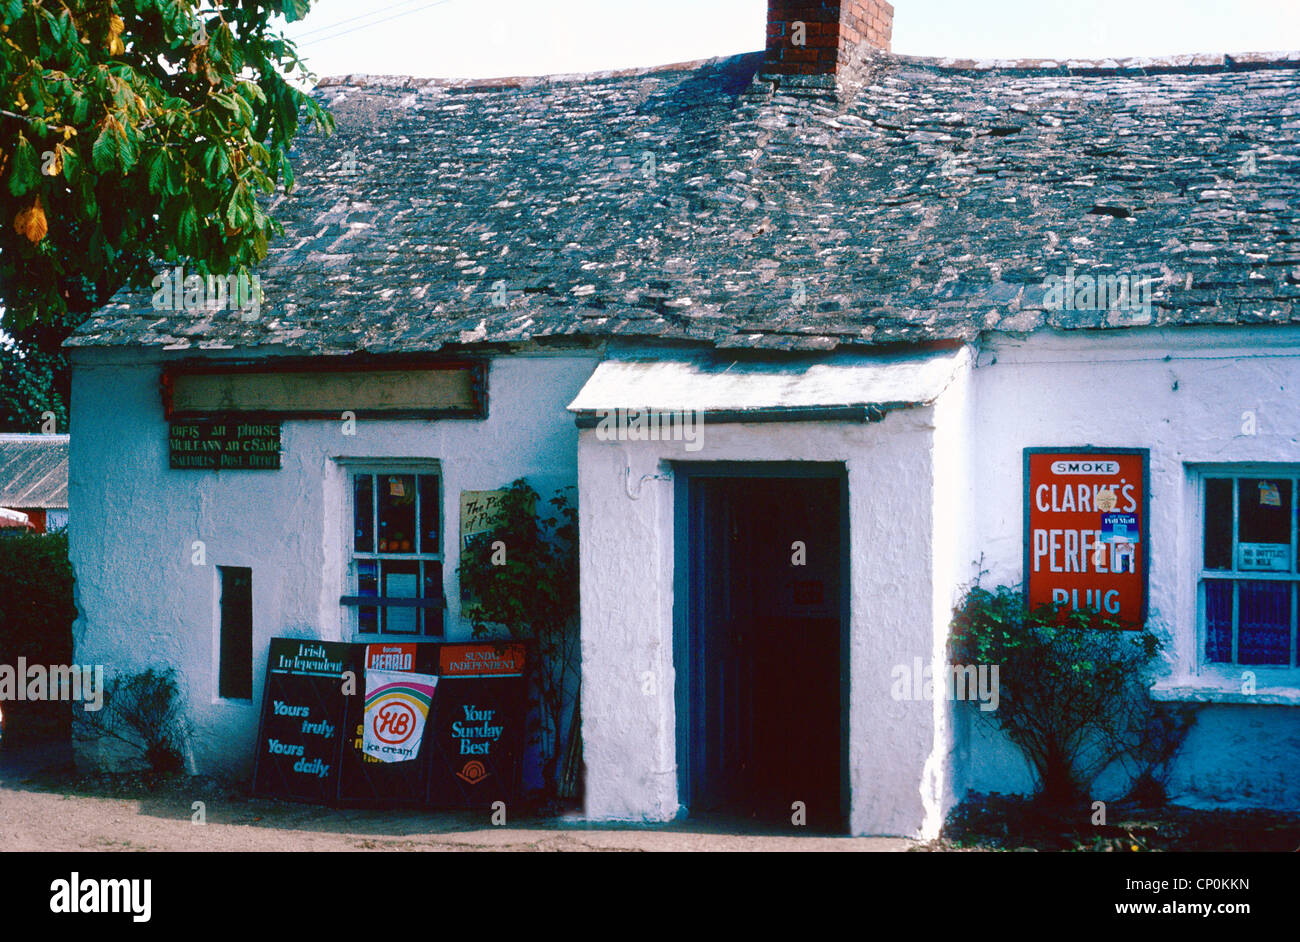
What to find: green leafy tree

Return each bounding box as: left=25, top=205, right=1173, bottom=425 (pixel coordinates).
left=0, top=0, right=333, bottom=427
left=0, top=303, right=76, bottom=430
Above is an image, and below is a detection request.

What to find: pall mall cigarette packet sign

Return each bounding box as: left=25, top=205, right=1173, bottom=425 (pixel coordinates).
left=1024, top=448, right=1150, bottom=627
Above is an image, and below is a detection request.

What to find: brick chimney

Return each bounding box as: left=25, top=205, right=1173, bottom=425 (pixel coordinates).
left=764, top=1, right=894, bottom=84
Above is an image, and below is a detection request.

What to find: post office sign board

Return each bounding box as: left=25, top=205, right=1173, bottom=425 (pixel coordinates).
left=1024, top=448, right=1149, bottom=626
left=169, top=419, right=281, bottom=470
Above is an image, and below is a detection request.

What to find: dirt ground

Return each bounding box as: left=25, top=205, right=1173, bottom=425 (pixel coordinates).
left=918, top=791, right=1300, bottom=852
left=0, top=742, right=912, bottom=852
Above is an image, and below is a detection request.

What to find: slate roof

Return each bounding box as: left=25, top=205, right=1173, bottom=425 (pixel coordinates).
left=0, top=435, right=69, bottom=509
left=70, top=49, right=1300, bottom=354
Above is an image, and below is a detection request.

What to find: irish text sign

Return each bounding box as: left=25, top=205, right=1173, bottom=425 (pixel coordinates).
left=169, top=419, right=281, bottom=470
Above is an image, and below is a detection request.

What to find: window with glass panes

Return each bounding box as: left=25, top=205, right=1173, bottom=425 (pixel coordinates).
left=344, top=472, right=443, bottom=636
left=1199, top=473, right=1300, bottom=667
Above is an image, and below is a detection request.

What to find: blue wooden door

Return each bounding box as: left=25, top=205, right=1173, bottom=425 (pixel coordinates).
left=685, top=473, right=844, bottom=829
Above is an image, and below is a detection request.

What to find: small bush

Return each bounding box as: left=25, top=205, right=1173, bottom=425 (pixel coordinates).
left=950, top=583, right=1170, bottom=810
left=75, top=667, right=188, bottom=772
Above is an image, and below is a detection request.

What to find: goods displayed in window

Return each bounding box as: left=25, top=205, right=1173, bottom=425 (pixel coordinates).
left=347, top=472, right=444, bottom=636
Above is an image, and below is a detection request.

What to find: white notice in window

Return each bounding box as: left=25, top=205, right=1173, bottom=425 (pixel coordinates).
left=1237, top=543, right=1291, bottom=572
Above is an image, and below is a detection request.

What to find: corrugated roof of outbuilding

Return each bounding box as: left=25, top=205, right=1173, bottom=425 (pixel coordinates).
left=0, top=434, right=69, bottom=509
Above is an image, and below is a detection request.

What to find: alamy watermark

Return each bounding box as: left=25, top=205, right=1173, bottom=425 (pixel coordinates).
left=890, top=657, right=1000, bottom=711
left=594, top=408, right=704, bottom=452
left=0, top=659, right=104, bottom=712
left=50, top=873, right=150, bottom=922
left=1041, top=267, right=1154, bottom=324
left=151, top=265, right=262, bottom=320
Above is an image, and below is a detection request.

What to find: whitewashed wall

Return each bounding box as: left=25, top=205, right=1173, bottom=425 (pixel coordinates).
left=924, top=354, right=978, bottom=834
left=577, top=397, right=969, bottom=838
left=69, top=348, right=598, bottom=776
left=576, top=326, right=1300, bottom=834
left=68, top=325, right=1300, bottom=827
left=965, top=326, right=1300, bottom=811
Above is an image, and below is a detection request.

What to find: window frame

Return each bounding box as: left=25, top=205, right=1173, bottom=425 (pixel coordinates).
left=1194, top=465, right=1300, bottom=674
left=340, top=462, right=446, bottom=639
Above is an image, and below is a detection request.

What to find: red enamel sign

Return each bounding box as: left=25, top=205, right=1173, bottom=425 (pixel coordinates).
left=1024, top=449, right=1149, bottom=627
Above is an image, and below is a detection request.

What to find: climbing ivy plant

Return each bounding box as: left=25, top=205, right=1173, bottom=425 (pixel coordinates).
left=458, top=479, right=580, bottom=801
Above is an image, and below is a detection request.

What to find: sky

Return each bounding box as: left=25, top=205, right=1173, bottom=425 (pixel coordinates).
left=281, top=0, right=1300, bottom=82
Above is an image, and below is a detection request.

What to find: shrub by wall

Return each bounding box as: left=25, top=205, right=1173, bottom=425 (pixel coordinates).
left=0, top=532, right=77, bottom=742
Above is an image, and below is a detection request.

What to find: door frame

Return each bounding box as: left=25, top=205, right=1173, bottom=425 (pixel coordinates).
left=672, top=461, right=851, bottom=830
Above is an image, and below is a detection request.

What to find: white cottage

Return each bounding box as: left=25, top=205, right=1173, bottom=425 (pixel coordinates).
left=68, top=1, right=1300, bottom=836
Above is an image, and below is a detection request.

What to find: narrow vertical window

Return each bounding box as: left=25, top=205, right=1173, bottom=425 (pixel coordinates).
left=218, top=566, right=253, bottom=699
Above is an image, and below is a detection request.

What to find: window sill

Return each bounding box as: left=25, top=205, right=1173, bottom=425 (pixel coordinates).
left=1149, top=680, right=1300, bottom=706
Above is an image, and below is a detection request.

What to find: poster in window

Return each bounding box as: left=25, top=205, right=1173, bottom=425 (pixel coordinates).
left=1024, top=449, right=1149, bottom=627
left=383, top=571, right=420, bottom=633
left=1238, top=542, right=1290, bottom=572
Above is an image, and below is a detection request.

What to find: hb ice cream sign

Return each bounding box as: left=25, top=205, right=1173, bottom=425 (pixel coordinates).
left=362, top=644, right=438, bottom=763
